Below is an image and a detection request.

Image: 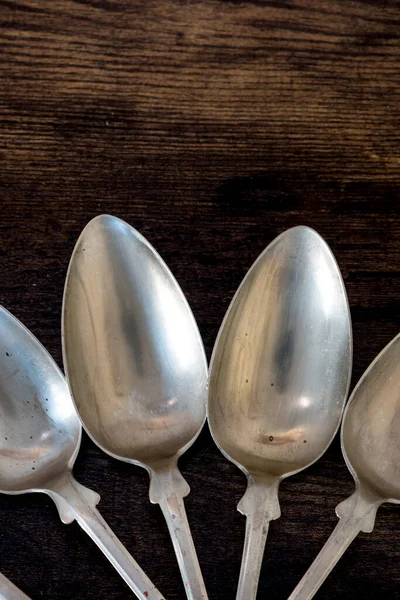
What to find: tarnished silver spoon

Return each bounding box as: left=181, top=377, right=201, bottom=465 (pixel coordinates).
left=0, top=306, right=164, bottom=600
left=208, top=226, right=352, bottom=600
left=289, top=332, right=400, bottom=599
left=62, top=215, right=208, bottom=600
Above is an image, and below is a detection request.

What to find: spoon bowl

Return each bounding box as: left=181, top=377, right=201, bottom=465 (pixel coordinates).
left=208, top=226, right=352, bottom=600
left=0, top=308, right=79, bottom=493
left=0, top=306, right=165, bottom=600
left=62, top=215, right=205, bottom=467
left=289, top=333, right=400, bottom=600
left=342, top=336, right=400, bottom=502
left=63, top=215, right=208, bottom=600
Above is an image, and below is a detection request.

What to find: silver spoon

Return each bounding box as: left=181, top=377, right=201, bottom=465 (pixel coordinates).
left=208, top=226, right=352, bottom=600
left=0, top=573, right=30, bottom=600
left=0, top=306, right=164, bottom=600
left=288, top=332, right=400, bottom=600
left=62, top=215, right=208, bottom=600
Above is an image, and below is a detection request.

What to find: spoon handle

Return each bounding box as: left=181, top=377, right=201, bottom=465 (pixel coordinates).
left=0, top=573, right=31, bottom=600
left=150, top=467, right=208, bottom=600
left=235, top=476, right=281, bottom=600
left=50, top=474, right=165, bottom=600
left=287, top=491, right=380, bottom=600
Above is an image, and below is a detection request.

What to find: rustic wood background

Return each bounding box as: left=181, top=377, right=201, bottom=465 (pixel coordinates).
left=0, top=1, right=399, bottom=598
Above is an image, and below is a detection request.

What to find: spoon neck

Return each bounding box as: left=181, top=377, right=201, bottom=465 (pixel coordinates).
left=148, top=465, right=208, bottom=600
left=237, top=474, right=281, bottom=520
left=48, top=473, right=166, bottom=600
left=335, top=485, right=381, bottom=533
left=46, top=471, right=101, bottom=524
left=148, top=462, right=189, bottom=505
left=288, top=490, right=381, bottom=600
left=235, top=474, right=281, bottom=600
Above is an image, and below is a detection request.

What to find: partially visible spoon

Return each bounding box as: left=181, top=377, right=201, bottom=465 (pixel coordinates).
left=208, top=226, right=352, bottom=600
left=0, top=306, right=164, bottom=600
left=62, top=215, right=208, bottom=600
left=288, top=332, right=400, bottom=600
left=0, top=572, right=30, bottom=600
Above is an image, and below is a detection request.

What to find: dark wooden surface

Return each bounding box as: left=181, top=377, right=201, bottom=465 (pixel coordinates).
left=0, top=1, right=399, bottom=598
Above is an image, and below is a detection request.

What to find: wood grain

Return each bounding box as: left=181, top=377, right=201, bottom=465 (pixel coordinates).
left=0, top=1, right=399, bottom=598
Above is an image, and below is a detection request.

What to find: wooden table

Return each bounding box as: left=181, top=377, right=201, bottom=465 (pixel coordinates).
left=0, top=1, right=399, bottom=598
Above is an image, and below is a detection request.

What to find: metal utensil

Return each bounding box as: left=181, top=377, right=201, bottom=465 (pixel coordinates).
left=0, top=306, right=164, bottom=600
left=0, top=572, right=31, bottom=600
left=288, top=332, right=400, bottom=600
left=62, top=215, right=208, bottom=600
left=208, top=226, right=352, bottom=600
